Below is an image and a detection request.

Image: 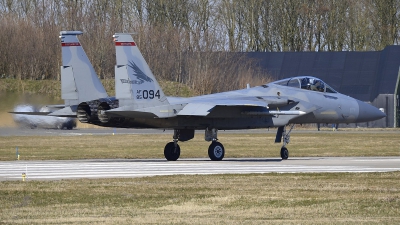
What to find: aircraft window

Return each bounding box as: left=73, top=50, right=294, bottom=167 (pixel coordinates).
left=276, top=77, right=337, bottom=93
left=287, top=79, right=300, bottom=88
left=301, top=77, right=325, bottom=92
left=301, top=78, right=308, bottom=89
left=314, top=80, right=325, bottom=92
left=325, top=84, right=337, bottom=93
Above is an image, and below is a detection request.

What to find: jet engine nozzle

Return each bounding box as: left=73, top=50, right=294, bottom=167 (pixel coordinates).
left=77, top=98, right=119, bottom=124
left=98, top=102, right=111, bottom=123
left=77, top=102, right=93, bottom=123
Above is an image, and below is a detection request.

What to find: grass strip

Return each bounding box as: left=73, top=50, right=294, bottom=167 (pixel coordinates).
left=0, top=132, right=399, bottom=161
left=1, top=172, right=399, bottom=224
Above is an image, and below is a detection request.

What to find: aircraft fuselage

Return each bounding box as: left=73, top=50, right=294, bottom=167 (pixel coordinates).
left=93, top=82, right=383, bottom=130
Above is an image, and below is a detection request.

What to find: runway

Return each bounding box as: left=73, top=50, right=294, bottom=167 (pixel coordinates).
left=2, top=127, right=399, bottom=137
left=1, top=157, right=399, bottom=181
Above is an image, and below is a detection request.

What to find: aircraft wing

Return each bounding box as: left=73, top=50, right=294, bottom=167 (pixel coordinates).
left=177, top=99, right=268, bottom=116
left=176, top=96, right=305, bottom=117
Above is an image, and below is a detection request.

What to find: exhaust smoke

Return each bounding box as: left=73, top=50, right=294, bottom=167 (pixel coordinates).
left=13, top=104, right=76, bottom=129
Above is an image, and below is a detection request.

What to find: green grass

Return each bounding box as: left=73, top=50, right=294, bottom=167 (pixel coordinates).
left=0, top=79, right=61, bottom=96
left=0, top=132, right=399, bottom=161
left=1, top=172, right=399, bottom=224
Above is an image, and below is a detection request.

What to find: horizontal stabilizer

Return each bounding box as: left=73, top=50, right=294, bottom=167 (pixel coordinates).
left=48, top=106, right=77, bottom=117
left=9, top=111, right=51, bottom=116
left=10, top=106, right=77, bottom=118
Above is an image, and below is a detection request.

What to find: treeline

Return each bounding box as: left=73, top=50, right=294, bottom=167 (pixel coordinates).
left=0, top=0, right=399, bottom=94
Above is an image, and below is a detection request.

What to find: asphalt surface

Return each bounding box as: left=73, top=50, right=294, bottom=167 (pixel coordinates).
left=1, top=127, right=399, bottom=137
left=1, top=157, right=399, bottom=181
left=0, top=127, right=283, bottom=137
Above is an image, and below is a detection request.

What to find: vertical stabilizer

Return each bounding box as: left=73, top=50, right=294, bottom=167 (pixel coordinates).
left=113, top=33, right=169, bottom=108
left=60, top=31, right=108, bottom=106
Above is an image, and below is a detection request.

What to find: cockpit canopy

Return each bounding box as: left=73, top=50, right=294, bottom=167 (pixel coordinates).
left=272, top=76, right=337, bottom=93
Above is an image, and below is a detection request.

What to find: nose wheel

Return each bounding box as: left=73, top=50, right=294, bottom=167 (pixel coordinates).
left=280, top=147, right=289, bottom=160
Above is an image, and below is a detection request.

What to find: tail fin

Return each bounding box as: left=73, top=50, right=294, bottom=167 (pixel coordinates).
left=60, top=31, right=108, bottom=106
left=113, top=33, right=168, bottom=108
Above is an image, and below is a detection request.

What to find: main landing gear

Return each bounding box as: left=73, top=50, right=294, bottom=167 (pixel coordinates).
left=164, top=128, right=225, bottom=161
left=164, top=130, right=181, bottom=161
left=275, top=124, right=295, bottom=160
left=165, top=125, right=294, bottom=161
left=206, top=128, right=225, bottom=161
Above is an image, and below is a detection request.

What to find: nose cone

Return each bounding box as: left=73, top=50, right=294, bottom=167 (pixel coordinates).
left=356, top=100, right=386, bottom=122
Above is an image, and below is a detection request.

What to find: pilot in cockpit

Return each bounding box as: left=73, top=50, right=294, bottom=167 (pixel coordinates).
left=304, top=78, right=324, bottom=92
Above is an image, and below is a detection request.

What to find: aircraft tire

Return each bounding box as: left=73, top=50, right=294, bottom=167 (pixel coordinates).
left=164, top=142, right=180, bottom=161
left=208, top=142, right=225, bottom=161
left=280, top=147, right=289, bottom=160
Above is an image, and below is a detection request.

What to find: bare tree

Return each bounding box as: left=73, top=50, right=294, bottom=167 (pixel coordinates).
left=1, top=0, right=400, bottom=95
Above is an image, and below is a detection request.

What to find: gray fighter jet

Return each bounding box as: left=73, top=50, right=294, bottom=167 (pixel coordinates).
left=11, top=32, right=386, bottom=161
left=76, top=33, right=385, bottom=161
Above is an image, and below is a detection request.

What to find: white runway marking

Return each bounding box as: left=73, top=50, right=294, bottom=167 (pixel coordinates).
left=0, top=157, right=399, bottom=181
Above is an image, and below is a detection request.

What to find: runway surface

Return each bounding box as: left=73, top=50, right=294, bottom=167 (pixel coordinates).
left=1, top=157, right=399, bottom=181
left=1, top=127, right=399, bottom=137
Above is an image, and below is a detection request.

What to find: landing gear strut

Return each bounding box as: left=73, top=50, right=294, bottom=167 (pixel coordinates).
left=205, top=128, right=225, bottom=161
left=164, top=129, right=181, bottom=161
left=276, top=124, right=295, bottom=160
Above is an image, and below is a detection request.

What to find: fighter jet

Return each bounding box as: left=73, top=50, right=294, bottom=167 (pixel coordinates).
left=72, top=33, right=384, bottom=161
left=11, top=32, right=386, bottom=161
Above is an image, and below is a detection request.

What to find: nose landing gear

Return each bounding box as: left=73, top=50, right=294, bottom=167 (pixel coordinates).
left=280, top=147, right=289, bottom=160
left=276, top=124, right=295, bottom=160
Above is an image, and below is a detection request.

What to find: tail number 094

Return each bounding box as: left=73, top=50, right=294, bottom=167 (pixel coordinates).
left=140, top=90, right=160, bottom=99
